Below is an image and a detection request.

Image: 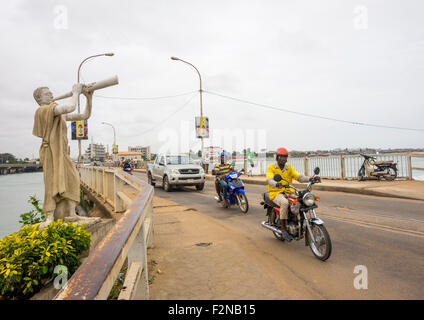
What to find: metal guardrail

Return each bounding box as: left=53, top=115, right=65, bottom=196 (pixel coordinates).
left=210, top=152, right=424, bottom=180
left=54, top=167, right=154, bottom=300
left=411, top=153, right=424, bottom=174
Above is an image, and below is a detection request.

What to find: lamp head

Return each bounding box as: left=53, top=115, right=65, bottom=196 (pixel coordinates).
left=105, top=53, right=114, bottom=56
left=170, top=56, right=179, bottom=61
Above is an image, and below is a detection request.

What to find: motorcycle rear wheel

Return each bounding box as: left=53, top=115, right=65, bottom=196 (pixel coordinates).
left=306, top=224, right=332, bottom=261
left=268, top=208, right=284, bottom=241
left=384, top=167, right=397, bottom=181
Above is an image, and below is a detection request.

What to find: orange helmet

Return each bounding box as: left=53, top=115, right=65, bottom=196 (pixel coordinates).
left=276, top=147, right=288, bottom=156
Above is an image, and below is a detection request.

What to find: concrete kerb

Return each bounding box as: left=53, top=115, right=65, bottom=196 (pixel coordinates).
left=134, top=168, right=423, bottom=201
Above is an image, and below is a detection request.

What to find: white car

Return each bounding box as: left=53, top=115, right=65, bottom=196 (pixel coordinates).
left=147, top=154, right=205, bottom=191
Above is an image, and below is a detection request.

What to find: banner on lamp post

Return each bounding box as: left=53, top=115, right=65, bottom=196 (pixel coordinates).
left=195, top=116, right=209, bottom=138
left=71, top=120, right=88, bottom=140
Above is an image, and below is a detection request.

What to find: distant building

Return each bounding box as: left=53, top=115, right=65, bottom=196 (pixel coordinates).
left=85, top=143, right=106, bottom=162
left=128, top=146, right=151, bottom=160
left=118, top=151, right=143, bottom=162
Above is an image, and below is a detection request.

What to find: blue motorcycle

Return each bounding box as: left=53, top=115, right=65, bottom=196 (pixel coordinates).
left=214, top=171, right=249, bottom=213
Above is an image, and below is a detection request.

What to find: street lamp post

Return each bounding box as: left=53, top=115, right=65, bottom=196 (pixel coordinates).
left=76, top=53, right=114, bottom=165
left=101, top=121, right=116, bottom=164
left=170, top=56, right=205, bottom=164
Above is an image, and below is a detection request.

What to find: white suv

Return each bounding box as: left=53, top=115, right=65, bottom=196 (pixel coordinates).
left=147, top=154, right=205, bottom=191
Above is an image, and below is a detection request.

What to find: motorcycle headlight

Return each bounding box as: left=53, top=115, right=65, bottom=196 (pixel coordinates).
left=303, top=192, right=315, bottom=206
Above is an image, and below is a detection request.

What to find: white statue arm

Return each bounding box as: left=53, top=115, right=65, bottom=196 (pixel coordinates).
left=64, top=93, right=93, bottom=121
left=53, top=84, right=93, bottom=121
left=53, top=84, right=82, bottom=116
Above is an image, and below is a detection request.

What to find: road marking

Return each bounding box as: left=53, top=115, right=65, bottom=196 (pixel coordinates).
left=322, top=214, right=424, bottom=239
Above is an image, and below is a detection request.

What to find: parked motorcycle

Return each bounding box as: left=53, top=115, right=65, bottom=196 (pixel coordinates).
left=260, top=167, right=332, bottom=261
left=357, top=154, right=398, bottom=181
left=214, top=170, right=249, bottom=213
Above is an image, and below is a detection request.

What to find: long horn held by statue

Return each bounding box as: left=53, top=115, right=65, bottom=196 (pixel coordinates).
left=53, top=75, right=119, bottom=101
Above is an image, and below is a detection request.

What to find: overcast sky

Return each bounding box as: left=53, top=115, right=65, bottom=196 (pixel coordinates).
left=1, top=0, right=423, bottom=159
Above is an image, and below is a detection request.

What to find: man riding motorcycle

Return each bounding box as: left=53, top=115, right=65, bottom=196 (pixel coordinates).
left=123, top=159, right=133, bottom=175
left=212, top=152, right=234, bottom=207
left=266, top=147, right=320, bottom=240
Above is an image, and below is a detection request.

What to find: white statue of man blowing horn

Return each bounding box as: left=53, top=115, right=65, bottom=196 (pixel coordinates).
left=32, top=83, right=94, bottom=227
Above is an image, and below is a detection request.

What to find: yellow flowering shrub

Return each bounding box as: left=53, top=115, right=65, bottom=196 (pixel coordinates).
left=0, top=220, right=91, bottom=300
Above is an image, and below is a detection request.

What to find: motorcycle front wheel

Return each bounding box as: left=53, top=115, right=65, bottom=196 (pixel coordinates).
left=237, top=193, right=249, bottom=213
left=306, top=224, right=332, bottom=261
left=384, top=167, right=397, bottom=181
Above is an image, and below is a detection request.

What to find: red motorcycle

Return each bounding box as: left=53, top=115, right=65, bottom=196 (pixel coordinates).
left=260, top=167, right=332, bottom=261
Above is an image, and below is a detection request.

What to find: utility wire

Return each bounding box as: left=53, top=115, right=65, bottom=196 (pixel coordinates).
left=139, top=92, right=199, bottom=135
left=203, top=90, right=424, bottom=132
left=94, top=90, right=198, bottom=101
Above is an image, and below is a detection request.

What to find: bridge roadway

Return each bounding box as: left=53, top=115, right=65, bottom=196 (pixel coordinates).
left=135, top=172, right=424, bottom=299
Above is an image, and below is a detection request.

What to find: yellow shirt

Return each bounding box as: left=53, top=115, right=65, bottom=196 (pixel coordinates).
left=266, top=163, right=300, bottom=200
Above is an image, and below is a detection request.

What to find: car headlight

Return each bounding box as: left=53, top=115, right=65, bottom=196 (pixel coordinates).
left=170, top=169, right=180, bottom=175
left=199, top=168, right=204, bottom=174
left=303, top=192, right=315, bottom=206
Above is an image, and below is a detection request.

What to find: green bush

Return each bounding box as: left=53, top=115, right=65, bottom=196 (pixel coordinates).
left=19, top=195, right=45, bottom=226
left=0, top=220, right=91, bottom=300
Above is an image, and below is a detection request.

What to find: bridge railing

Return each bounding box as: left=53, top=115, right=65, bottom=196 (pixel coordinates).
left=54, top=167, right=154, bottom=300
left=218, top=152, right=423, bottom=180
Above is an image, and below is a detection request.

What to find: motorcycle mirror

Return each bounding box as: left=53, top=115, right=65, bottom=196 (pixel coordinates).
left=314, top=167, right=320, bottom=175
left=274, top=174, right=282, bottom=182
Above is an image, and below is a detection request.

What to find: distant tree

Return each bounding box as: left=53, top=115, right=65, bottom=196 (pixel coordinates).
left=0, top=153, right=18, bottom=164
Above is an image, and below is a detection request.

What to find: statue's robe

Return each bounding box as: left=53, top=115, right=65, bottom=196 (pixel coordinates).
left=32, top=102, right=80, bottom=212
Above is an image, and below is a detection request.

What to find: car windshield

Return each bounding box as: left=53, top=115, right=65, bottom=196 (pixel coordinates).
left=166, top=156, right=194, bottom=165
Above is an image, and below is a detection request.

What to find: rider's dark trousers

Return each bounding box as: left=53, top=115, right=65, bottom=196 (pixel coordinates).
left=218, top=180, right=229, bottom=199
